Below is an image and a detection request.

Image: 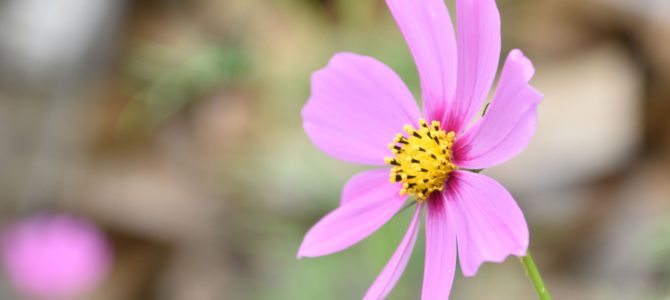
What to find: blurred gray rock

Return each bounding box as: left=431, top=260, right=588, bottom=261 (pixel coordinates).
left=0, top=0, right=124, bottom=88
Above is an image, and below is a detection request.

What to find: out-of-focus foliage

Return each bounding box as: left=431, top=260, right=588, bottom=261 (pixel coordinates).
left=121, top=43, right=249, bottom=133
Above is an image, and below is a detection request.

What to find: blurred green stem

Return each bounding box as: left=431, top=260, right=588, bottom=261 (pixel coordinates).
left=520, top=250, right=552, bottom=300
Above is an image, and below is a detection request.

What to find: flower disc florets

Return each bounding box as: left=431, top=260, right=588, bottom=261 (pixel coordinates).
left=385, top=119, right=456, bottom=202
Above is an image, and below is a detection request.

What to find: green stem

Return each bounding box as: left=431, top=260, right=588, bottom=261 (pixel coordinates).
left=520, top=250, right=552, bottom=300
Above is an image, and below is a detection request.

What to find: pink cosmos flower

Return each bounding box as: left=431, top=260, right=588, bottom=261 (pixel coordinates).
left=297, top=0, right=542, bottom=298
left=1, top=213, right=112, bottom=300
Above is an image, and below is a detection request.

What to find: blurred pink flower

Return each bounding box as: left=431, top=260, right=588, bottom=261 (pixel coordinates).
left=1, top=213, right=112, bottom=300
left=298, top=0, right=542, bottom=299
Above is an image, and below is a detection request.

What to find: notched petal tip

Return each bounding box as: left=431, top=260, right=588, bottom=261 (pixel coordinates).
left=528, top=85, right=544, bottom=103
left=295, top=169, right=408, bottom=258
left=301, top=52, right=421, bottom=165
left=460, top=246, right=528, bottom=277
left=452, top=48, right=543, bottom=169
left=507, top=49, right=536, bottom=81
left=296, top=243, right=314, bottom=259
left=447, top=171, right=529, bottom=278
left=296, top=235, right=315, bottom=259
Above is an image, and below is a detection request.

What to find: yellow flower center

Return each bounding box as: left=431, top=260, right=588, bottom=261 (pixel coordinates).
left=384, top=119, right=456, bottom=202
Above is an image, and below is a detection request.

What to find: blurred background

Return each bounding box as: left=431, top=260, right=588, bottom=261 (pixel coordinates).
left=0, top=0, right=669, bottom=299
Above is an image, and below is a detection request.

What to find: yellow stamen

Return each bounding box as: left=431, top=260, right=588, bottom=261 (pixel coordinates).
left=385, top=119, right=456, bottom=202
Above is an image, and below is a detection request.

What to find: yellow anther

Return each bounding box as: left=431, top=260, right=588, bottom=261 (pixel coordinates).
left=384, top=119, right=456, bottom=202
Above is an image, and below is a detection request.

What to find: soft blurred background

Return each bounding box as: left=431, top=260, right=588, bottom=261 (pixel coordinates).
left=0, top=0, right=669, bottom=299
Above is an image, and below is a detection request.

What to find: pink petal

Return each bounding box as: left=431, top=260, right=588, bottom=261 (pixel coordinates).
left=364, top=204, right=422, bottom=300
left=421, top=195, right=457, bottom=300
left=386, top=0, right=457, bottom=122
left=1, top=214, right=112, bottom=299
left=453, top=49, right=543, bottom=169
left=341, top=168, right=392, bottom=206
left=303, top=52, right=421, bottom=165
left=297, top=177, right=407, bottom=258
left=445, top=171, right=528, bottom=277
left=443, top=0, right=501, bottom=133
